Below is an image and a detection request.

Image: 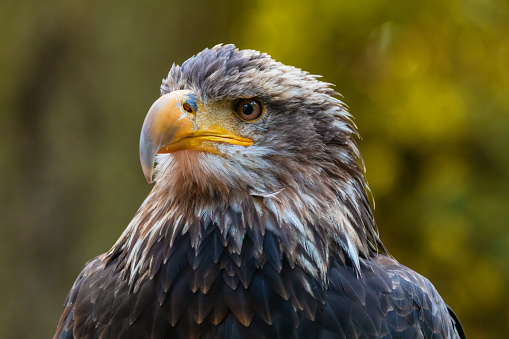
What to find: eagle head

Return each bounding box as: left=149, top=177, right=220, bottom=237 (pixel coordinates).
left=111, top=44, right=385, bottom=286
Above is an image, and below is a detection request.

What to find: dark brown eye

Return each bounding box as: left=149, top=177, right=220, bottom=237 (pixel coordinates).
left=235, top=99, right=263, bottom=121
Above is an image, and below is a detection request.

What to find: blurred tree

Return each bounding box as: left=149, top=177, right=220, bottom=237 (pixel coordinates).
left=1, top=0, right=507, bottom=338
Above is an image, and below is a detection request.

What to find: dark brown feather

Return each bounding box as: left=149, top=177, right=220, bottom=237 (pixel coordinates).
left=55, top=226, right=463, bottom=338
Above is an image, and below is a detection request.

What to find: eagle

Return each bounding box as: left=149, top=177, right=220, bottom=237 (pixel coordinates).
left=54, top=44, right=465, bottom=339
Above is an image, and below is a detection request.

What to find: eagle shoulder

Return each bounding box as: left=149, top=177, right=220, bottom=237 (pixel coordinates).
left=318, top=254, right=464, bottom=338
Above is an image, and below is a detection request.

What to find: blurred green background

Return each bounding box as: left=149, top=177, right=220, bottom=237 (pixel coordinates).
left=1, top=0, right=508, bottom=338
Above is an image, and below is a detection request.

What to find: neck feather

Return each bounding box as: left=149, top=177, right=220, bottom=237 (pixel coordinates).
left=105, top=155, right=386, bottom=288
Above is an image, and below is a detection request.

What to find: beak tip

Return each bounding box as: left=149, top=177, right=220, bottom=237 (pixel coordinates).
left=140, top=155, right=155, bottom=184
left=140, top=139, right=156, bottom=184
left=143, top=168, right=154, bottom=184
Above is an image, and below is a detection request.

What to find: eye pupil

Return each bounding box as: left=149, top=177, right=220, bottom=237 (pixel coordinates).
left=243, top=104, right=254, bottom=116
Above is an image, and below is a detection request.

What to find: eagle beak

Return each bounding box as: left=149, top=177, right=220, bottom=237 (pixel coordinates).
left=139, top=90, right=253, bottom=183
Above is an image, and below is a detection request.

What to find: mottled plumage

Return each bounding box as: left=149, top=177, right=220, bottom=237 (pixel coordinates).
left=55, top=45, right=465, bottom=339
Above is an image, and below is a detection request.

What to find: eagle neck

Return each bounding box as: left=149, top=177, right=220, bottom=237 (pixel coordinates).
left=105, top=183, right=377, bottom=289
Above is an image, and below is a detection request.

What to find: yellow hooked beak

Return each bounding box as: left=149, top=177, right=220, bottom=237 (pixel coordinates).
left=139, top=90, right=253, bottom=183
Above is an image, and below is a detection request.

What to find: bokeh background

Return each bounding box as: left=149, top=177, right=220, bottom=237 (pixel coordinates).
left=1, top=0, right=508, bottom=338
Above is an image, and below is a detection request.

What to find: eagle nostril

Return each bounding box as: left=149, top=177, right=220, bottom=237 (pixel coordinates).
left=182, top=102, right=194, bottom=114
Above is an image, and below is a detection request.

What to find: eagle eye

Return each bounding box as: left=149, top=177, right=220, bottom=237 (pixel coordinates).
left=235, top=99, right=264, bottom=121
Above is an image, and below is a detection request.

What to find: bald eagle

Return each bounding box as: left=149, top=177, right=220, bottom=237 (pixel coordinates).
left=54, top=45, right=465, bottom=339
